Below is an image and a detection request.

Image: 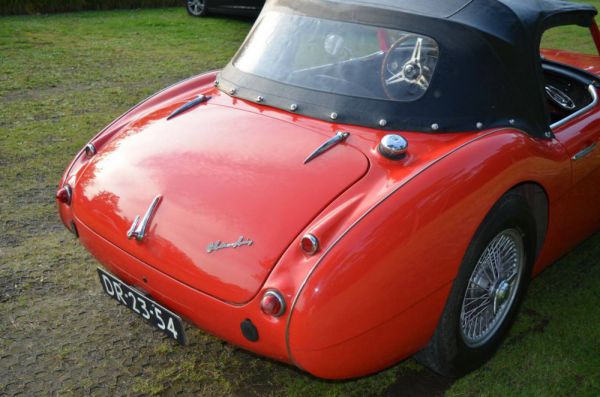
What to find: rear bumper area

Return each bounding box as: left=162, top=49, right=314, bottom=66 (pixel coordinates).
left=76, top=219, right=291, bottom=364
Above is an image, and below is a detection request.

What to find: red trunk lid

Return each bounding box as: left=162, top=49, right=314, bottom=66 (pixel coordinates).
left=73, top=104, right=368, bottom=303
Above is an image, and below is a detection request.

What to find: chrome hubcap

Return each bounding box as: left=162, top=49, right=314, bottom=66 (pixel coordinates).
left=187, top=0, right=205, bottom=15
left=492, top=279, right=511, bottom=314
left=460, top=229, right=525, bottom=348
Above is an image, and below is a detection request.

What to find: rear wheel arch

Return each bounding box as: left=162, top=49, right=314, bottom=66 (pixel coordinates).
left=507, top=181, right=549, bottom=263
left=416, top=186, right=544, bottom=376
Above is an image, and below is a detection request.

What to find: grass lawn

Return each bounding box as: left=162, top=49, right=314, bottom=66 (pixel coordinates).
left=1, top=4, right=599, bottom=396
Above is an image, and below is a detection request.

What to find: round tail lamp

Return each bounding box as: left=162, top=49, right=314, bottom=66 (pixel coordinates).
left=301, top=233, right=320, bottom=255
left=260, top=290, right=286, bottom=317
left=84, top=143, right=97, bottom=158
left=56, top=185, right=72, bottom=205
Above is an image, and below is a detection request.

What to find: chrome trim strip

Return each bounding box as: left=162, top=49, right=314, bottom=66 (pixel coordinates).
left=304, top=131, right=350, bottom=164
left=284, top=128, right=507, bottom=365
left=572, top=142, right=597, bottom=161
left=551, top=84, right=598, bottom=130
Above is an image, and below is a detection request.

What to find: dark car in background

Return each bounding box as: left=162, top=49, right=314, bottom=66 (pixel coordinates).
left=185, top=0, right=264, bottom=17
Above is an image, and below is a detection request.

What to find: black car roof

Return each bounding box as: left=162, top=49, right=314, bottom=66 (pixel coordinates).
left=346, top=0, right=473, bottom=18
left=348, top=0, right=595, bottom=25
left=338, top=0, right=597, bottom=50
left=220, top=0, right=598, bottom=137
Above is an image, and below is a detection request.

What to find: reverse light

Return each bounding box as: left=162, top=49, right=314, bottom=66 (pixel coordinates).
left=260, top=290, right=286, bottom=317
left=301, top=233, right=320, bottom=255
left=56, top=185, right=72, bottom=205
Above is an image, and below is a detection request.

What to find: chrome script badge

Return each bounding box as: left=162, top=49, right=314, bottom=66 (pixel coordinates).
left=206, top=236, right=254, bottom=253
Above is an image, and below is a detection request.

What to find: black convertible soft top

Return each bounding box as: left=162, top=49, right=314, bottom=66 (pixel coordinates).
left=352, top=0, right=594, bottom=25
left=219, top=0, right=598, bottom=137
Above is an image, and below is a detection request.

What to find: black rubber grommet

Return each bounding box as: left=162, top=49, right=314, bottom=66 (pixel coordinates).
left=241, top=319, right=259, bottom=342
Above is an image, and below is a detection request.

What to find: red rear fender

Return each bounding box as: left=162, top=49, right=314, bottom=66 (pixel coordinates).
left=285, top=129, right=570, bottom=379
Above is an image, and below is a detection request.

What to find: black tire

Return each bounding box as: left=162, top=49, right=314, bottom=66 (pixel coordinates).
left=186, top=0, right=208, bottom=17
left=416, top=191, right=537, bottom=377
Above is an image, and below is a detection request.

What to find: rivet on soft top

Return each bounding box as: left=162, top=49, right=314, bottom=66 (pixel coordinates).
left=379, top=119, right=388, bottom=127
left=431, top=123, right=440, bottom=131
left=290, top=104, right=298, bottom=111
left=256, top=96, right=264, bottom=103
left=330, top=112, right=338, bottom=120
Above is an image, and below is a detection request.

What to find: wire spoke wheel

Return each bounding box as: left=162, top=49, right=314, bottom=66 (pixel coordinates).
left=187, top=0, right=205, bottom=16
left=459, top=228, right=525, bottom=348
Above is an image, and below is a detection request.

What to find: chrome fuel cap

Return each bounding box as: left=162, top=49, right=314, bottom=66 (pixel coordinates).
left=378, top=134, right=408, bottom=160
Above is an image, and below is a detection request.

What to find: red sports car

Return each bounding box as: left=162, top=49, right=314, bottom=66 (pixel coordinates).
left=57, top=0, right=600, bottom=379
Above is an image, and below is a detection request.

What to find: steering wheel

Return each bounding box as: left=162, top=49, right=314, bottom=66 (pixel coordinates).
left=545, top=84, right=576, bottom=111
left=381, top=35, right=437, bottom=100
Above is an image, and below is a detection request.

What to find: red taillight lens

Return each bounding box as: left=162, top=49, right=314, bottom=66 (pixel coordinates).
left=260, top=290, right=286, bottom=317
left=301, top=233, right=320, bottom=255
left=84, top=143, right=97, bottom=158
left=56, top=185, right=72, bottom=205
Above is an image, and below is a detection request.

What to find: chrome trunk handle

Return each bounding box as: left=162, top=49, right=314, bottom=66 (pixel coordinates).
left=127, top=195, right=162, bottom=241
